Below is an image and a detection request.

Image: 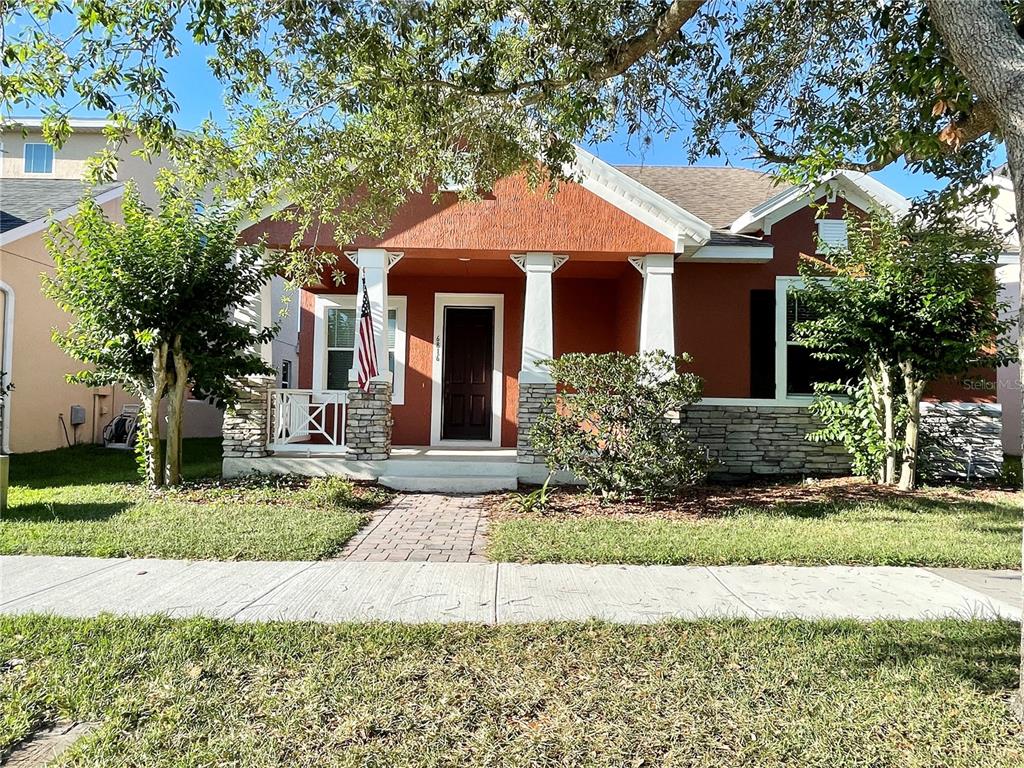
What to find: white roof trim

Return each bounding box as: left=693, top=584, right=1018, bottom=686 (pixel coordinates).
left=729, top=170, right=909, bottom=235
left=1, top=116, right=113, bottom=133
left=682, top=244, right=774, bottom=263
left=0, top=184, right=125, bottom=246
left=570, top=147, right=712, bottom=249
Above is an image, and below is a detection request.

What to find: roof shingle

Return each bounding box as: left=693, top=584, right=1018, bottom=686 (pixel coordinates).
left=0, top=179, right=121, bottom=233
left=614, top=165, right=789, bottom=229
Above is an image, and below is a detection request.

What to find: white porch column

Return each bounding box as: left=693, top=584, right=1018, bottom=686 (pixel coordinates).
left=515, top=252, right=560, bottom=383
left=349, top=248, right=392, bottom=383
left=632, top=254, right=676, bottom=356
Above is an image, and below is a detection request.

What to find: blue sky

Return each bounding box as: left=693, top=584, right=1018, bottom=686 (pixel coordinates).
left=25, top=30, right=999, bottom=202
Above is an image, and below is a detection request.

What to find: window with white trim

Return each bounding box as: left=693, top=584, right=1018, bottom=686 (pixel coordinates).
left=782, top=283, right=853, bottom=397
left=23, top=143, right=54, bottom=174
left=280, top=359, right=293, bottom=389
left=318, top=296, right=407, bottom=404
left=815, top=219, right=848, bottom=254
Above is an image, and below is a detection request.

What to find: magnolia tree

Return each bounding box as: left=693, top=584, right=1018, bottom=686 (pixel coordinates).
left=796, top=210, right=1014, bottom=490
left=44, top=182, right=275, bottom=487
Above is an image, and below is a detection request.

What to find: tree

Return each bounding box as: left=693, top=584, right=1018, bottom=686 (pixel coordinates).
left=796, top=210, right=1014, bottom=490
left=44, top=181, right=275, bottom=486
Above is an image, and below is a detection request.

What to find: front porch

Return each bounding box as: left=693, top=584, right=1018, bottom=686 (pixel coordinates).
left=223, top=240, right=682, bottom=490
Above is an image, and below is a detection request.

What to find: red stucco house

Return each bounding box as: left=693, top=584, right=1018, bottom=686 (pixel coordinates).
left=222, top=148, right=1001, bottom=490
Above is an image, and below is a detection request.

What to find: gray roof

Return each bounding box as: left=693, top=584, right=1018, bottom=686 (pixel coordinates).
left=0, top=179, right=121, bottom=233
left=615, top=165, right=790, bottom=229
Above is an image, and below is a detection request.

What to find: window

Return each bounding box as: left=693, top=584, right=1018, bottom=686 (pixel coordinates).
left=749, top=290, right=776, bottom=398
left=23, top=143, right=54, bottom=174
left=783, top=288, right=852, bottom=396
left=280, top=359, right=293, bottom=389
left=315, top=295, right=407, bottom=404
left=816, top=219, right=848, bottom=253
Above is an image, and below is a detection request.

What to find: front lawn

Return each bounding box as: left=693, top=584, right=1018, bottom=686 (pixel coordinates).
left=488, top=479, right=1022, bottom=568
left=0, top=440, right=386, bottom=560
left=1, top=615, right=1020, bottom=766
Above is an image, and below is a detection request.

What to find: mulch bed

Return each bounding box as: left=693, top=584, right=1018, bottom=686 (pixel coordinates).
left=487, top=476, right=1020, bottom=522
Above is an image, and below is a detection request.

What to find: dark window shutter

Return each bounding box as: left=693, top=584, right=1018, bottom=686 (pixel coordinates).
left=750, top=290, right=775, bottom=398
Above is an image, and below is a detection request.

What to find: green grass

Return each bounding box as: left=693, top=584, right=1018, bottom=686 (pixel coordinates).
left=1, top=615, right=1020, bottom=766
left=0, top=439, right=383, bottom=560
left=488, top=493, right=1023, bottom=568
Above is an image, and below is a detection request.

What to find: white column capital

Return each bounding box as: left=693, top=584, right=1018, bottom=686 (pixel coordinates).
left=345, top=248, right=403, bottom=271
left=512, top=252, right=568, bottom=274
left=629, top=253, right=676, bottom=275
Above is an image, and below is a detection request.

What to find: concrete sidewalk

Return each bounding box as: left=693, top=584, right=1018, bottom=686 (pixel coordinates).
left=0, top=556, right=1018, bottom=625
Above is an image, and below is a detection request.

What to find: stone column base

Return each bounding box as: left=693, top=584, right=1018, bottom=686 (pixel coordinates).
left=222, top=375, right=274, bottom=459
left=517, top=381, right=556, bottom=464
left=347, top=381, right=393, bottom=461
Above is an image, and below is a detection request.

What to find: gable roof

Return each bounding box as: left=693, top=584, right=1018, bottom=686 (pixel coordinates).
left=729, top=170, right=908, bottom=235
left=615, top=165, right=789, bottom=229
left=570, top=148, right=713, bottom=250
left=0, top=179, right=123, bottom=243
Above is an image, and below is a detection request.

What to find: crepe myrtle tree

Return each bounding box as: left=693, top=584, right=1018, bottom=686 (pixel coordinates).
left=44, top=181, right=276, bottom=487
left=795, top=209, right=1014, bottom=491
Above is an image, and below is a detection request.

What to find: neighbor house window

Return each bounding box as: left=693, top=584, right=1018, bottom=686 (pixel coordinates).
left=816, top=219, right=848, bottom=253
left=783, top=285, right=852, bottom=396
left=23, top=143, right=54, bottom=174
left=316, top=295, right=407, bottom=404
left=280, top=359, right=293, bottom=389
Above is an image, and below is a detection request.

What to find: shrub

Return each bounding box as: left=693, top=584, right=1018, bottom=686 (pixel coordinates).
left=807, top=378, right=906, bottom=481
left=530, top=352, right=711, bottom=500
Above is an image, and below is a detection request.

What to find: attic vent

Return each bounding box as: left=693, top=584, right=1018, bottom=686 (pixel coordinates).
left=816, top=219, right=848, bottom=253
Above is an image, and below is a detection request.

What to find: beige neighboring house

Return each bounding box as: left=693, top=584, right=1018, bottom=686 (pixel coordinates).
left=0, top=117, right=224, bottom=453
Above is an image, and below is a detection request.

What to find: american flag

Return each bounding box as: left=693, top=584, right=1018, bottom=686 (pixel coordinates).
left=355, top=278, right=379, bottom=392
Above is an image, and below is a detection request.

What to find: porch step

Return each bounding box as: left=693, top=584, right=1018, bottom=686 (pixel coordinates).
left=383, top=458, right=518, bottom=478
left=377, top=475, right=517, bottom=493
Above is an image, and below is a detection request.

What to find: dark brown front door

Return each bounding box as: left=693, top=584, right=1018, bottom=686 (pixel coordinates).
left=442, top=306, right=494, bottom=440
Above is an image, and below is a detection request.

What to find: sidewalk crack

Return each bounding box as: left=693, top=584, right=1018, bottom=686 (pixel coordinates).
left=0, top=557, right=134, bottom=607
left=704, top=567, right=762, bottom=618
left=228, top=561, right=319, bottom=620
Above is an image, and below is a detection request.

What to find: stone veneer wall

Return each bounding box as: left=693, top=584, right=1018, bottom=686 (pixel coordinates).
left=222, top=375, right=274, bottom=459
left=919, top=401, right=1002, bottom=479
left=517, top=381, right=557, bottom=464
left=346, top=381, right=393, bottom=460
left=680, top=404, right=852, bottom=477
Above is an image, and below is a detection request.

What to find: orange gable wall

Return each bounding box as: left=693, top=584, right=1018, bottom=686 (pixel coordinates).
left=245, top=173, right=674, bottom=257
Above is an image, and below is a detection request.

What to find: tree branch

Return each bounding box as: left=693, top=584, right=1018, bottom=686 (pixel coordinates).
left=424, top=0, right=707, bottom=104
left=739, top=99, right=999, bottom=172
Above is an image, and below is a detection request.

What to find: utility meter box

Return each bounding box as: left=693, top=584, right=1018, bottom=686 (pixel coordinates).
left=69, top=404, right=87, bottom=426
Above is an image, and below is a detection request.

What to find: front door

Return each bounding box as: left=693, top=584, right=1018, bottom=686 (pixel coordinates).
left=442, top=306, right=494, bottom=440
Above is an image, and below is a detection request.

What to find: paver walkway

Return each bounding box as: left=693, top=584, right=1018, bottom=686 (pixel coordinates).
left=338, top=494, right=488, bottom=562
left=1, top=556, right=1018, bottom=625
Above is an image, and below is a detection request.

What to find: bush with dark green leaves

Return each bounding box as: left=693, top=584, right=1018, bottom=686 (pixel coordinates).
left=530, top=352, right=711, bottom=500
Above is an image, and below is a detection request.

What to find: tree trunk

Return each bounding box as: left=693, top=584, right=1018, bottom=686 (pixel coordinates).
left=879, top=363, right=898, bottom=485
left=898, top=363, right=927, bottom=492
left=142, top=342, right=169, bottom=488
left=165, top=335, right=190, bottom=486
left=926, top=0, right=1024, bottom=720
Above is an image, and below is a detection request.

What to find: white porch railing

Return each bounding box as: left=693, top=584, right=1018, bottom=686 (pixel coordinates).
left=268, top=388, right=349, bottom=453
